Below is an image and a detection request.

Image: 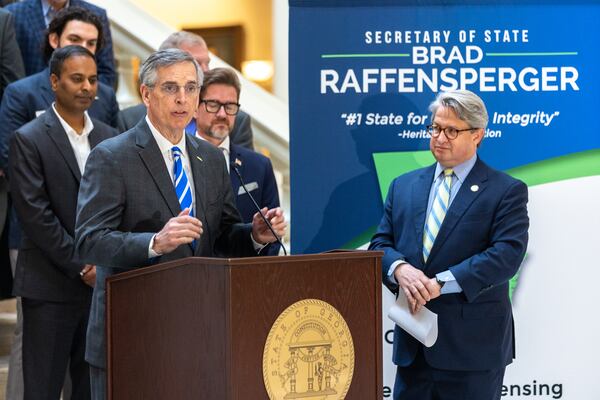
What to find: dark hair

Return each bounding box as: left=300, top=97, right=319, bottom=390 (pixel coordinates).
left=199, top=68, right=241, bottom=100
left=49, top=45, right=96, bottom=77
left=43, top=6, right=104, bottom=62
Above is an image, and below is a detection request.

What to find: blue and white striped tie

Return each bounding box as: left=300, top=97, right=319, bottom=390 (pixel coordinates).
left=172, top=146, right=194, bottom=217
left=423, top=168, right=453, bottom=262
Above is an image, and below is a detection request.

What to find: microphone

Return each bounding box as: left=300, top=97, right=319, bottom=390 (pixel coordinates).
left=230, top=159, right=287, bottom=255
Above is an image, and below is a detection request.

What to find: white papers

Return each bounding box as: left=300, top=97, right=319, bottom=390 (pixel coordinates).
left=388, top=293, right=438, bottom=347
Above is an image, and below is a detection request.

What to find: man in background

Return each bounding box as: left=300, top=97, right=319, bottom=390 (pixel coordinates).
left=195, top=67, right=280, bottom=255
left=5, top=0, right=116, bottom=86
left=117, top=31, right=254, bottom=150
left=9, top=45, right=116, bottom=400
left=370, top=90, right=529, bottom=400
left=0, top=6, right=24, bottom=299
left=0, top=7, right=119, bottom=399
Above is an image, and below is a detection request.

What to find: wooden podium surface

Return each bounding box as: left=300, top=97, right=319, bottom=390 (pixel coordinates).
left=106, top=251, right=382, bottom=399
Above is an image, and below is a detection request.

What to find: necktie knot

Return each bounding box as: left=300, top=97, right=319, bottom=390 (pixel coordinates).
left=172, top=146, right=183, bottom=160
left=443, top=168, right=453, bottom=177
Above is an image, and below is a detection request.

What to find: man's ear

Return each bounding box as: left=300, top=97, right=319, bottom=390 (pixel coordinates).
left=140, top=84, right=151, bottom=107
left=473, top=128, right=484, bottom=146
left=48, top=32, right=60, bottom=50
left=50, top=73, right=59, bottom=92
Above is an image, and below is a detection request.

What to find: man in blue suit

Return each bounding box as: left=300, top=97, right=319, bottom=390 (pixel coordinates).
left=369, top=90, right=529, bottom=400
left=5, top=0, right=116, bottom=87
left=195, top=68, right=280, bottom=255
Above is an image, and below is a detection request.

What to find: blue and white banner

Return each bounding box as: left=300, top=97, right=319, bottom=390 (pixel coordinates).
left=289, top=1, right=600, bottom=398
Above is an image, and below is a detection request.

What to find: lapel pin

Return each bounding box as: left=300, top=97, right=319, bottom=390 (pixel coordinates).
left=196, top=155, right=203, bottom=162
left=234, top=158, right=242, bottom=167
left=471, top=185, right=479, bottom=192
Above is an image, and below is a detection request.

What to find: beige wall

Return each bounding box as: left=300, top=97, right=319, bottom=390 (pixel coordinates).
left=128, top=0, right=272, bottom=62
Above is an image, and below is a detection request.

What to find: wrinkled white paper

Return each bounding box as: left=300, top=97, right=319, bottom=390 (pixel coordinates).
left=388, top=293, right=438, bottom=347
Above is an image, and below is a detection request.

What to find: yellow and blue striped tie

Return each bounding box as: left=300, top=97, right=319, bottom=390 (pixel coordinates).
left=423, top=168, right=453, bottom=262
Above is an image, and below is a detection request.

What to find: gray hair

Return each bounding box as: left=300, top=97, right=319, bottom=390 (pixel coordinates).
left=159, top=31, right=207, bottom=51
left=139, top=48, right=203, bottom=88
left=429, top=90, right=488, bottom=129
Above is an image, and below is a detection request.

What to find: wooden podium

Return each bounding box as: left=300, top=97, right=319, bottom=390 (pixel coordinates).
left=106, top=251, right=383, bottom=399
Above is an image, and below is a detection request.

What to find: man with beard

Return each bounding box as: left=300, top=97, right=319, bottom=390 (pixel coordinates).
left=195, top=67, right=280, bottom=255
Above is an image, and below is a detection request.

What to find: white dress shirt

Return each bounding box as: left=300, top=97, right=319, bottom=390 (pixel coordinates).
left=196, top=133, right=230, bottom=173
left=51, top=103, right=93, bottom=175
left=146, top=116, right=196, bottom=257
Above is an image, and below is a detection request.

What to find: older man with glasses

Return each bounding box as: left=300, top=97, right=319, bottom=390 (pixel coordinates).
left=370, top=89, right=529, bottom=400
left=74, top=49, right=287, bottom=400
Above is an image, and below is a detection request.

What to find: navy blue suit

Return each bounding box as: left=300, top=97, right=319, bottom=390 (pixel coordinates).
left=5, top=0, right=116, bottom=87
left=229, top=143, right=280, bottom=255
left=370, top=158, right=528, bottom=397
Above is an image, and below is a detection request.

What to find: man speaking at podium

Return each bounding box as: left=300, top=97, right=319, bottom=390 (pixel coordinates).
left=74, top=49, right=286, bottom=399
left=370, top=90, right=529, bottom=400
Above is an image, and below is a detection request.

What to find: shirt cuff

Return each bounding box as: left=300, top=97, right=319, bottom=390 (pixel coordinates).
left=148, top=234, right=161, bottom=258
left=436, top=270, right=463, bottom=294
left=250, top=233, right=268, bottom=253
left=388, top=260, right=407, bottom=284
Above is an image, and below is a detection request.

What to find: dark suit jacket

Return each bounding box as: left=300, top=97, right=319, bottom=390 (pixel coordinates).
left=229, top=143, right=280, bottom=255
left=369, top=158, right=529, bottom=371
left=4, top=0, right=116, bottom=87
left=8, top=107, right=116, bottom=302
left=117, top=103, right=255, bottom=150
left=0, top=8, right=24, bottom=100
left=0, top=8, right=24, bottom=238
left=0, top=67, right=119, bottom=171
left=75, top=119, right=257, bottom=368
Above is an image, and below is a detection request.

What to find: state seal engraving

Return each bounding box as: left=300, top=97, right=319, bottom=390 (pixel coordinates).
left=263, top=299, right=355, bottom=399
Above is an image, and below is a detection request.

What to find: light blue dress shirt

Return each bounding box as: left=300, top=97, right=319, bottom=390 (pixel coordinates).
left=388, top=154, right=478, bottom=294
left=41, top=0, right=71, bottom=27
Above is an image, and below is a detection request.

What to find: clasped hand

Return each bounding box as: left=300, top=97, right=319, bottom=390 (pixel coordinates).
left=251, top=207, right=287, bottom=245
left=394, top=263, right=441, bottom=314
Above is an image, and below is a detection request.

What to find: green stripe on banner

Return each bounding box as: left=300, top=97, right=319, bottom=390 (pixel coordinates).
left=372, top=150, right=435, bottom=203
left=341, top=226, right=378, bottom=249
left=321, top=53, right=410, bottom=58
left=486, top=52, right=578, bottom=56
left=506, top=148, right=600, bottom=187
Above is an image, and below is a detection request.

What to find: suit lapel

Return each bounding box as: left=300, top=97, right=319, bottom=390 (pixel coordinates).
left=136, top=122, right=182, bottom=218
left=39, top=70, right=55, bottom=106
left=426, top=159, right=488, bottom=264
left=229, top=145, right=241, bottom=197
left=186, top=138, right=207, bottom=225
left=88, top=126, right=104, bottom=149
left=412, top=165, right=436, bottom=266
left=186, top=138, right=209, bottom=256
left=43, top=110, right=82, bottom=182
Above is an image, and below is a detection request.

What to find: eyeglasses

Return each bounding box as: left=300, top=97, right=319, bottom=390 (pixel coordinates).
left=200, top=100, right=240, bottom=116
left=156, top=82, right=200, bottom=96
left=426, top=125, right=475, bottom=140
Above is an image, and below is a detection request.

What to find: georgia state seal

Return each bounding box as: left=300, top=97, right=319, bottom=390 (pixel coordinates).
left=262, top=299, right=355, bottom=399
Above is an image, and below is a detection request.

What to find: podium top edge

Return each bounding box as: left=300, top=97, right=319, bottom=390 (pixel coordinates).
left=106, top=250, right=383, bottom=283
